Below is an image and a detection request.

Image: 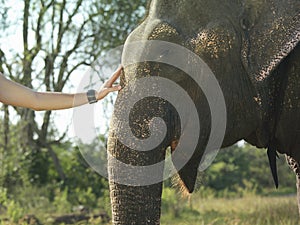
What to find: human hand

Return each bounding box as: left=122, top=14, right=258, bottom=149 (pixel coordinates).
left=96, top=65, right=122, bottom=100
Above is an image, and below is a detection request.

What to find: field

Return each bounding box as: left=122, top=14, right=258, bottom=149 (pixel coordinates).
left=0, top=187, right=299, bottom=225
left=160, top=194, right=299, bottom=225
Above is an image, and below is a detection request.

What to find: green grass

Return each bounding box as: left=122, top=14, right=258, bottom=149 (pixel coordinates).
left=1, top=186, right=299, bottom=225
left=161, top=194, right=299, bottom=225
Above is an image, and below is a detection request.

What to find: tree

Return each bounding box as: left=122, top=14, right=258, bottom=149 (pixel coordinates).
left=0, top=0, right=148, bottom=186
left=204, top=143, right=296, bottom=194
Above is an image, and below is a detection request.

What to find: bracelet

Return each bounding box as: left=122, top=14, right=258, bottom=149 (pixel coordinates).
left=87, top=89, right=98, bottom=104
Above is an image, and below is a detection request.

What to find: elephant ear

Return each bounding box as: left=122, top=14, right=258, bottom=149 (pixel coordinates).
left=241, top=0, right=300, bottom=82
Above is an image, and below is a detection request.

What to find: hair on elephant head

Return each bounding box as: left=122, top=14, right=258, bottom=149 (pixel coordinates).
left=107, top=0, right=300, bottom=224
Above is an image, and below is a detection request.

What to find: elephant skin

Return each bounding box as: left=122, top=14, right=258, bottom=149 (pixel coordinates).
left=107, top=0, right=300, bottom=224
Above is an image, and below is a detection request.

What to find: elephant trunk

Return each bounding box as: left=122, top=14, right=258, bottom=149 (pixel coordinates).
left=108, top=135, right=165, bottom=225
left=109, top=175, right=163, bottom=224
left=107, top=80, right=180, bottom=224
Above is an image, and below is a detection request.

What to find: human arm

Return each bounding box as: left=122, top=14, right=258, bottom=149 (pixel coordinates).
left=0, top=66, right=122, bottom=111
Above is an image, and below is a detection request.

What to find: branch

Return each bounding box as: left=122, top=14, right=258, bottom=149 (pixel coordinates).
left=55, top=0, right=67, bottom=54
left=60, top=60, right=91, bottom=89
left=22, top=0, right=34, bottom=86
left=23, top=0, right=30, bottom=53
left=33, top=0, right=53, bottom=57
left=47, top=145, right=66, bottom=181
left=56, top=19, right=88, bottom=91
left=49, top=129, right=68, bottom=145
left=40, top=110, right=52, bottom=141
left=3, top=105, right=9, bottom=152
left=0, top=48, right=5, bottom=72
left=55, top=0, right=83, bottom=54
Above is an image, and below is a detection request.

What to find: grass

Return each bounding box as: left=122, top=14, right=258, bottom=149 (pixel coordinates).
left=1, top=187, right=299, bottom=225
left=161, top=194, right=299, bottom=225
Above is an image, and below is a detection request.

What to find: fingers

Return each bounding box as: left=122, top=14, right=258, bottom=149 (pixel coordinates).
left=105, top=65, right=123, bottom=87
left=96, top=66, right=122, bottom=100
left=104, top=85, right=121, bottom=95
left=97, top=85, right=121, bottom=100
left=108, top=85, right=122, bottom=92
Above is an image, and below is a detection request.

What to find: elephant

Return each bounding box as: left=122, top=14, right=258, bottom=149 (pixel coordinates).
left=107, top=0, right=300, bottom=224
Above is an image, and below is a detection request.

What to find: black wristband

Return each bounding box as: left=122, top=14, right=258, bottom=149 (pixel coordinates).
left=87, top=89, right=98, bottom=104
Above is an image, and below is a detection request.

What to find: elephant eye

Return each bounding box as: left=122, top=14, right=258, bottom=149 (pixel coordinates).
left=240, top=17, right=250, bottom=30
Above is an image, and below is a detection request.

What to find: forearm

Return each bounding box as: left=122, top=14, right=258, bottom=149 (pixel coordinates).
left=32, top=91, right=89, bottom=111
left=0, top=73, right=89, bottom=110
left=0, top=66, right=121, bottom=111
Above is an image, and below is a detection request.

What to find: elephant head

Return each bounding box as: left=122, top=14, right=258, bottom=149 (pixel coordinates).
left=107, top=0, right=300, bottom=224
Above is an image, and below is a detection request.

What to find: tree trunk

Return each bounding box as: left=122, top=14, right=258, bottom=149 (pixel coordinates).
left=3, top=105, right=9, bottom=152
left=47, top=146, right=66, bottom=181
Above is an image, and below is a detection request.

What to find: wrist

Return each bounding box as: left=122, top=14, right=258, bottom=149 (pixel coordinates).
left=86, top=89, right=98, bottom=104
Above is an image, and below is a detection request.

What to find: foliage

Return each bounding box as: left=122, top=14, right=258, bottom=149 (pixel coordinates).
left=0, top=0, right=148, bottom=188
left=162, top=187, right=187, bottom=218
left=53, top=187, right=72, bottom=214
left=201, top=143, right=296, bottom=195
left=0, top=188, right=24, bottom=222
left=0, top=1, right=148, bottom=222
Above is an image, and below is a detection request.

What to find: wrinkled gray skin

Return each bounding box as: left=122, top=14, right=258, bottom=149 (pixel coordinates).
left=107, top=0, right=300, bottom=224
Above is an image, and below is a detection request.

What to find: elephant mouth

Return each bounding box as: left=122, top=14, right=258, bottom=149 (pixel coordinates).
left=170, top=139, right=179, bottom=153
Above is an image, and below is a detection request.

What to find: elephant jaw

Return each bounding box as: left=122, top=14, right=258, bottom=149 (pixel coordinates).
left=170, top=139, right=200, bottom=194
left=175, top=161, right=199, bottom=194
